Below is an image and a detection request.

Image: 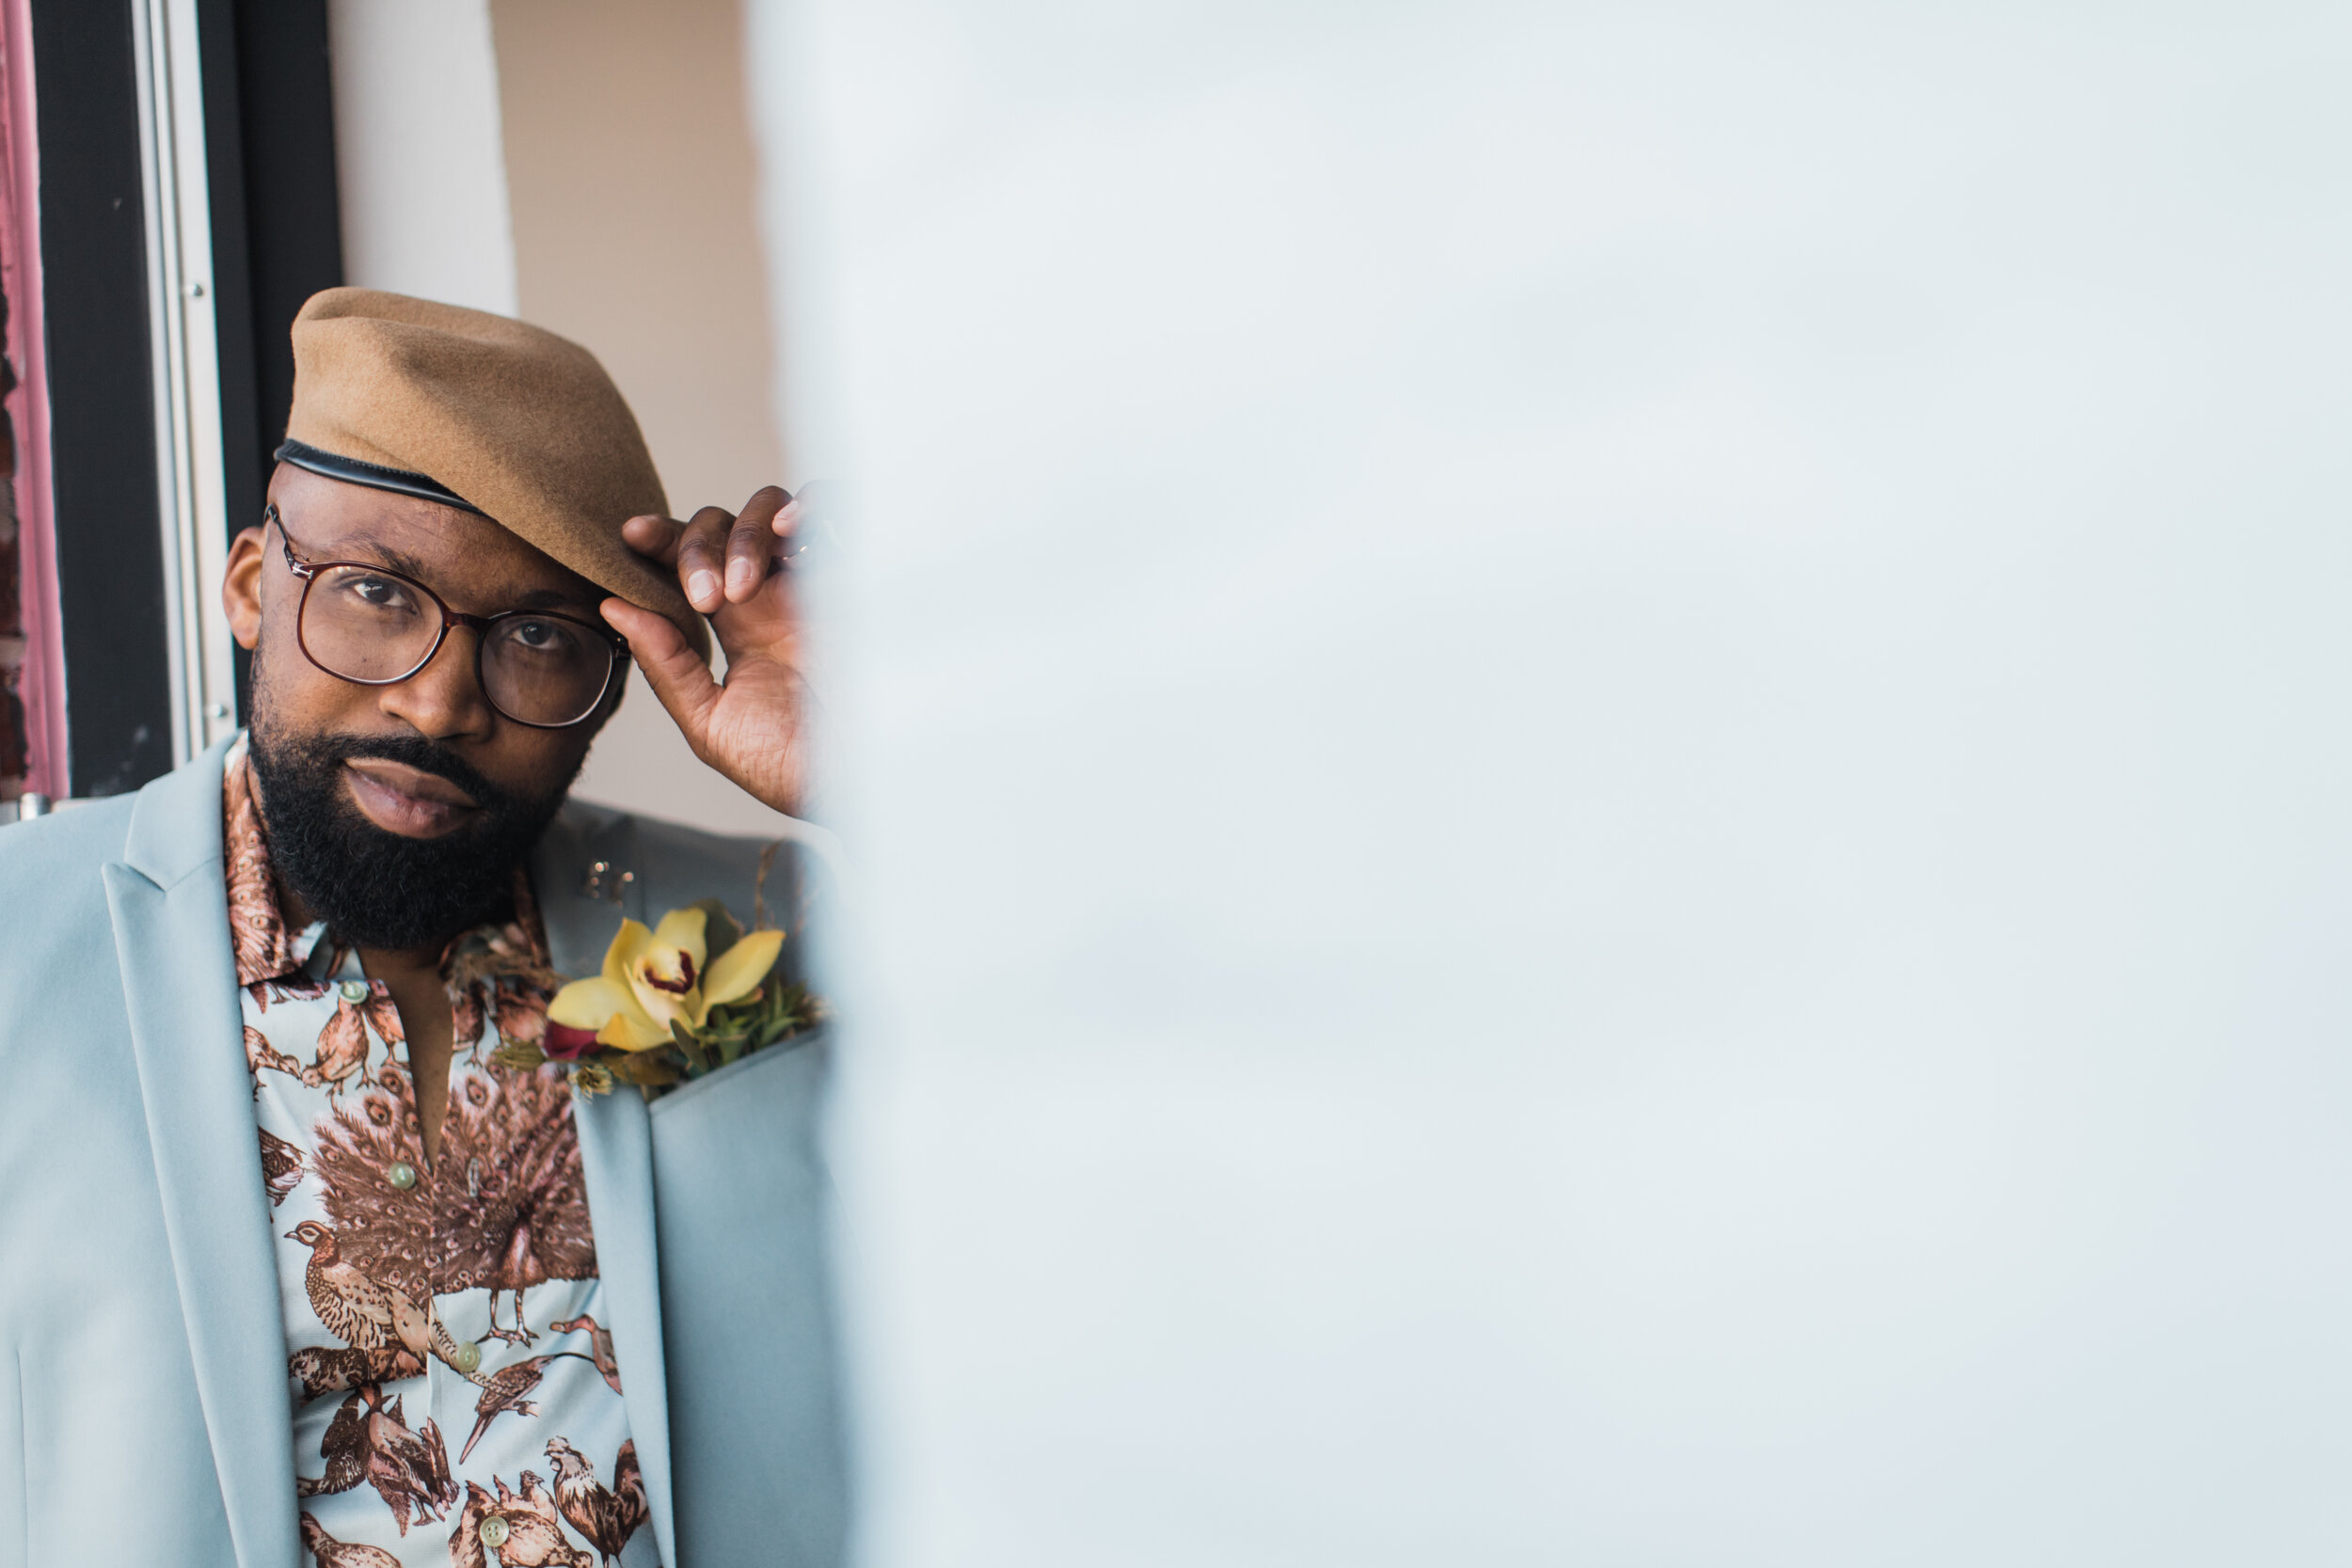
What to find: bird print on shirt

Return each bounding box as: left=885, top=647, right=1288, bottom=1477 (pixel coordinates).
left=305, top=996, right=374, bottom=1101
left=545, top=1439, right=648, bottom=1568
left=453, top=1473, right=594, bottom=1568
left=458, top=1353, right=600, bottom=1464
left=251, top=972, right=332, bottom=1013
left=261, top=1125, right=306, bottom=1205
left=249, top=1024, right=306, bottom=1098
left=493, top=987, right=547, bottom=1050
left=509, top=1470, right=594, bottom=1568
left=282, top=1220, right=433, bottom=1384
left=360, top=990, right=405, bottom=1050
left=545, top=1315, right=622, bottom=1395
left=311, top=1050, right=597, bottom=1354
left=291, top=1345, right=427, bottom=1403
left=300, top=1513, right=402, bottom=1568
left=300, top=1390, right=373, bottom=1498
left=450, top=1484, right=496, bottom=1568
left=298, top=1383, right=459, bottom=1535
left=310, top=1063, right=437, bottom=1309
left=437, top=1066, right=597, bottom=1344
left=285, top=1219, right=414, bottom=1354
left=452, top=986, right=486, bottom=1062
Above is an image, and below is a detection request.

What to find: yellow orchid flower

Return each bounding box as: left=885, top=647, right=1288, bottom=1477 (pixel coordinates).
left=547, top=906, right=786, bottom=1054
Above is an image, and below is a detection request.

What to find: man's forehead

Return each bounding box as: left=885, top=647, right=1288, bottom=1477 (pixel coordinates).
left=265, top=463, right=603, bottom=607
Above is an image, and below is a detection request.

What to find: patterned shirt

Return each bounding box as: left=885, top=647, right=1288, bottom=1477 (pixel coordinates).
left=227, top=749, right=659, bottom=1568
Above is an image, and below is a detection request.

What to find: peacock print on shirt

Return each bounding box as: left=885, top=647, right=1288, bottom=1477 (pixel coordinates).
left=226, top=749, right=658, bottom=1568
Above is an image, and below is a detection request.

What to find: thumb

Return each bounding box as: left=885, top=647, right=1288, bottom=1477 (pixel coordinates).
left=601, top=598, right=721, bottom=742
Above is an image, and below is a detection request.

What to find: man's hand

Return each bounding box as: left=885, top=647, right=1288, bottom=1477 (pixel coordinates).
left=601, top=485, right=808, bottom=816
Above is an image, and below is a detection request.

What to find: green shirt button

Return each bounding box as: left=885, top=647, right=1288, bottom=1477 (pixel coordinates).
left=387, top=1162, right=417, bottom=1191
left=339, top=980, right=369, bottom=1003
left=479, top=1514, right=509, bottom=1548
left=449, top=1339, right=482, bottom=1375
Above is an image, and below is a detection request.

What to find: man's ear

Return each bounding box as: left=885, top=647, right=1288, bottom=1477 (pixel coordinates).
left=223, top=525, right=269, bottom=651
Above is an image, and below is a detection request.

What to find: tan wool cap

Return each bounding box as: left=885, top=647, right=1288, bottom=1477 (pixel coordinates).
left=282, top=287, right=708, bottom=659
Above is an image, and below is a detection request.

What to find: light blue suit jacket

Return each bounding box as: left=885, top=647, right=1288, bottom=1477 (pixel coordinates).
left=0, top=739, right=849, bottom=1567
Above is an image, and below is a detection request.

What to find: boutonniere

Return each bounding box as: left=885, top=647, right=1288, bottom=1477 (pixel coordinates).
left=496, top=900, right=824, bottom=1096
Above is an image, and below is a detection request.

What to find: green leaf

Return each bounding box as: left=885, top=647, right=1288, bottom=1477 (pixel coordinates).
left=611, top=1052, right=681, bottom=1086
left=669, top=1018, right=713, bottom=1077
left=691, top=897, right=744, bottom=962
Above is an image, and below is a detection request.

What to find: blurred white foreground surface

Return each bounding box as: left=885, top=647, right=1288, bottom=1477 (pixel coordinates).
left=752, top=3, right=2352, bottom=1561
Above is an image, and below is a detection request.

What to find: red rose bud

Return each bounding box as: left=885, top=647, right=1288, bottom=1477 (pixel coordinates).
left=544, top=1021, right=602, bottom=1061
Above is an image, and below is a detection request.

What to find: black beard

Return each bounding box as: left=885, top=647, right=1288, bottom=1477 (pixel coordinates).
left=245, top=716, right=576, bottom=952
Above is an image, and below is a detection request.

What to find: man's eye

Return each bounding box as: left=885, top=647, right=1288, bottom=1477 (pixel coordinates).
left=504, top=619, right=582, bottom=656
left=347, top=576, right=412, bottom=610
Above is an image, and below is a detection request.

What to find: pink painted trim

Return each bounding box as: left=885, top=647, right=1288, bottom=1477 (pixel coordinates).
left=0, top=0, right=62, bottom=797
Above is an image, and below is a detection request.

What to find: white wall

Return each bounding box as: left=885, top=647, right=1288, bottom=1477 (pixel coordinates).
left=326, top=0, right=516, bottom=314
left=755, top=1, right=2352, bottom=1563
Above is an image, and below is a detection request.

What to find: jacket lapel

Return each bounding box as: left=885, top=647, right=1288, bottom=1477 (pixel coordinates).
left=103, top=739, right=299, bottom=1568
left=569, top=1081, right=679, bottom=1567
left=539, top=816, right=678, bottom=1565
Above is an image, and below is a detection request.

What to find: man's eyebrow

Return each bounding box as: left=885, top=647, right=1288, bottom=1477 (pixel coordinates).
left=345, top=546, right=595, bottom=613
left=364, top=545, right=436, bottom=580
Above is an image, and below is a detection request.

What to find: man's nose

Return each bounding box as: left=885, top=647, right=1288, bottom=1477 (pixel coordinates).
left=374, top=625, right=497, bottom=743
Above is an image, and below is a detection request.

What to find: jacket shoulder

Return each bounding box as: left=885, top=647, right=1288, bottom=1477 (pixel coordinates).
left=535, top=798, right=810, bottom=979
left=543, top=798, right=791, bottom=897
left=0, top=795, right=136, bottom=904
left=0, top=799, right=139, bottom=1080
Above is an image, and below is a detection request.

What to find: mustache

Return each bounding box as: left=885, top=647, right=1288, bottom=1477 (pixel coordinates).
left=314, top=732, right=519, bottom=816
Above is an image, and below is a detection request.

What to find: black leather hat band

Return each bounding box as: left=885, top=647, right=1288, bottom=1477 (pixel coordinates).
left=273, top=437, right=490, bottom=518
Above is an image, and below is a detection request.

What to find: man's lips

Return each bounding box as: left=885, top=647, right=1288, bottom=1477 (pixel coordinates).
left=342, top=758, right=482, bottom=837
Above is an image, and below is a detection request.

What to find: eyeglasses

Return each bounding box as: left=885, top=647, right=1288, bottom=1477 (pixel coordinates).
left=268, top=505, right=628, bottom=729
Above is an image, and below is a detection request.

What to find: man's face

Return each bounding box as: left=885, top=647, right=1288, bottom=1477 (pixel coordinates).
left=222, top=464, right=617, bottom=949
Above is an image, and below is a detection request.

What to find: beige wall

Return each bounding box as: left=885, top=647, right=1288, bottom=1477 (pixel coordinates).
left=489, top=0, right=795, bottom=837
left=330, top=0, right=516, bottom=314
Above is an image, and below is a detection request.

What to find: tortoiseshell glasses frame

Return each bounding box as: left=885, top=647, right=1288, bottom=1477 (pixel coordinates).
left=266, top=503, right=629, bottom=730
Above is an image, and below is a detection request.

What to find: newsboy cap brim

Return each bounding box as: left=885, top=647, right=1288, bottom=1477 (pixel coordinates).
left=281, top=288, right=709, bottom=661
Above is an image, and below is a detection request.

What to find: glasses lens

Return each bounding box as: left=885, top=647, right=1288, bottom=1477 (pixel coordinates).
left=301, top=564, right=442, bottom=682
left=481, top=614, right=614, bottom=726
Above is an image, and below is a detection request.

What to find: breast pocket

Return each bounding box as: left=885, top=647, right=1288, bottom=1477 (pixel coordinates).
left=647, top=1034, right=848, bottom=1568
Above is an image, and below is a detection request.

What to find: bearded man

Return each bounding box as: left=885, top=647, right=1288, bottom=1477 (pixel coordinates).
left=0, top=292, right=844, bottom=1567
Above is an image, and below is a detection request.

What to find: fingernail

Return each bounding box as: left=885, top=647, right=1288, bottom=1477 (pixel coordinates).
left=690, top=569, right=720, bottom=604
left=727, top=558, right=756, bottom=595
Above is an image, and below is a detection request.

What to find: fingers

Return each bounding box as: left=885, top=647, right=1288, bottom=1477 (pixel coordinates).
left=675, top=506, right=739, bottom=614
left=724, top=486, right=791, bottom=603
left=630, top=488, right=800, bottom=612
left=601, top=597, right=722, bottom=744
left=620, top=513, right=686, bottom=566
